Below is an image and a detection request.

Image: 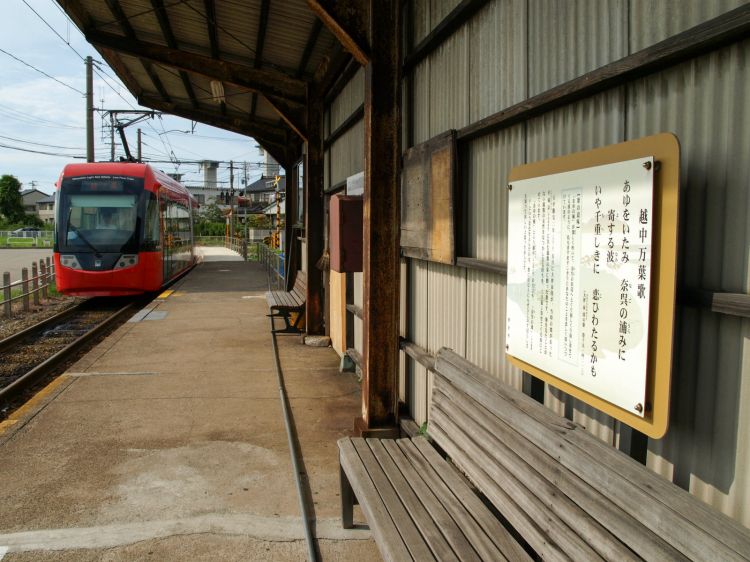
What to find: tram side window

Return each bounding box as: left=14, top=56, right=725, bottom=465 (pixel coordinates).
left=142, top=193, right=161, bottom=251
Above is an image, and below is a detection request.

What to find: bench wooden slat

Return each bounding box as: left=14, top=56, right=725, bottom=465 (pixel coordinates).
left=433, top=385, right=642, bottom=561
left=381, top=439, right=483, bottom=562
left=367, top=439, right=460, bottom=562
left=434, top=380, right=684, bottom=561
left=397, top=438, right=519, bottom=562
left=411, top=437, right=534, bottom=562
left=351, top=440, right=436, bottom=562
left=434, top=348, right=750, bottom=562
left=339, top=439, right=413, bottom=562
left=430, top=404, right=602, bottom=562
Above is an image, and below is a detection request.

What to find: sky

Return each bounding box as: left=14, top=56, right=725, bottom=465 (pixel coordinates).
left=0, top=0, right=271, bottom=195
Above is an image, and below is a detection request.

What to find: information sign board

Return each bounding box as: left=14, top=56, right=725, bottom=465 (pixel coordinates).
left=506, top=134, right=680, bottom=438
left=507, top=158, right=654, bottom=416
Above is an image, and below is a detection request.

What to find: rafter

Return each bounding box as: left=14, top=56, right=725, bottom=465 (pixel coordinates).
left=150, top=0, right=198, bottom=108
left=250, top=0, right=270, bottom=118
left=103, top=0, right=171, bottom=102
left=307, top=0, right=369, bottom=65
left=139, top=94, right=292, bottom=165
left=296, top=19, right=323, bottom=78
left=87, top=30, right=307, bottom=104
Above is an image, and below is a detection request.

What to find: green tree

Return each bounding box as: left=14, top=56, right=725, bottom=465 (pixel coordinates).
left=0, top=175, right=25, bottom=223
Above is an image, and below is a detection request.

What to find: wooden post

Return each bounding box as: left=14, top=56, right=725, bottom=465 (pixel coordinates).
left=360, top=0, right=401, bottom=431
left=22, top=267, right=30, bottom=312
left=3, top=272, right=11, bottom=318
left=40, top=260, right=48, bottom=300
left=46, top=257, right=53, bottom=286
left=32, top=262, right=40, bottom=306
left=305, top=100, right=325, bottom=335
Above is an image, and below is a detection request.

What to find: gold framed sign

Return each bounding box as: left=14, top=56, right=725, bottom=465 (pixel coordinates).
left=506, top=133, right=680, bottom=438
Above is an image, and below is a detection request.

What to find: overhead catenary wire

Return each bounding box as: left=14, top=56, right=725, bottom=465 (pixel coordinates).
left=22, top=0, right=86, bottom=62
left=0, top=46, right=85, bottom=96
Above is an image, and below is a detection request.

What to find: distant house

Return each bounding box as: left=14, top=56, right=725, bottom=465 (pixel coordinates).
left=20, top=189, right=49, bottom=215
left=246, top=175, right=285, bottom=210
left=36, top=193, right=55, bottom=224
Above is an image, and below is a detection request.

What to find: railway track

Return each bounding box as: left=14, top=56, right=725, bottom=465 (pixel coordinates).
left=0, top=298, right=139, bottom=412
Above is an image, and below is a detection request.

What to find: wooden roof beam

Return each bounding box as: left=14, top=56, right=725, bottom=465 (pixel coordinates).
left=103, top=0, right=171, bottom=102
left=86, top=29, right=308, bottom=138
left=150, top=0, right=199, bottom=108
left=250, top=0, right=270, bottom=117
left=139, top=94, right=293, bottom=166
left=296, top=19, right=323, bottom=78
left=87, top=30, right=307, bottom=103
left=307, top=0, right=369, bottom=65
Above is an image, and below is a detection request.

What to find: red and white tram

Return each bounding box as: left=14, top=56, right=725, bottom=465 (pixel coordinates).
left=54, top=162, right=197, bottom=297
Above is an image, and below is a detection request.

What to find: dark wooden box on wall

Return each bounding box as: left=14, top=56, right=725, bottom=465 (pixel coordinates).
left=330, top=194, right=363, bottom=272
left=401, top=130, right=457, bottom=264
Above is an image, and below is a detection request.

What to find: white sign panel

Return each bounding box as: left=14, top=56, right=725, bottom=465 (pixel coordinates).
left=506, top=158, right=654, bottom=416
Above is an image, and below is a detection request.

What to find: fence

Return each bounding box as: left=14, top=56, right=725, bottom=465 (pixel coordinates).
left=0, top=231, right=53, bottom=248
left=258, top=242, right=285, bottom=290
left=2, top=257, right=56, bottom=318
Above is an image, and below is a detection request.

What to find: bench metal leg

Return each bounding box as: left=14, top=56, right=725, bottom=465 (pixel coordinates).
left=340, top=464, right=355, bottom=529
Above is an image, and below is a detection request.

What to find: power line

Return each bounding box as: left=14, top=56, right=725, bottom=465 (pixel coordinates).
left=0, top=133, right=83, bottom=150
left=22, top=0, right=86, bottom=61
left=0, top=141, right=84, bottom=158
left=0, top=46, right=85, bottom=95
left=0, top=104, right=84, bottom=130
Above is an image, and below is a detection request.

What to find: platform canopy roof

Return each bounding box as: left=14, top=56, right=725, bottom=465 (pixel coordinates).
left=58, top=0, right=361, bottom=167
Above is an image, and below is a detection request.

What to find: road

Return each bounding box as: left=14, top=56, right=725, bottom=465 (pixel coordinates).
left=0, top=249, right=54, bottom=282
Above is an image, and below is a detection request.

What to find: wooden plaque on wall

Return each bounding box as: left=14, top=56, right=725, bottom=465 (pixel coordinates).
left=401, top=131, right=456, bottom=264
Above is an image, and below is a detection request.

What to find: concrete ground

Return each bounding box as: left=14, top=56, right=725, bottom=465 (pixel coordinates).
left=0, top=249, right=53, bottom=282
left=0, top=254, right=379, bottom=561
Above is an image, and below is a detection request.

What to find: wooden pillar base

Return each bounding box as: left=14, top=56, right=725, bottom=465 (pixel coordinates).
left=354, top=417, right=400, bottom=439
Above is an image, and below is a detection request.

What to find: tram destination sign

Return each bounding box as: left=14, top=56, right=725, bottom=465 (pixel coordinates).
left=506, top=158, right=655, bottom=417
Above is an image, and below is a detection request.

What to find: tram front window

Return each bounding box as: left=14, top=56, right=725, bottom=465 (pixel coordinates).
left=64, top=194, right=137, bottom=251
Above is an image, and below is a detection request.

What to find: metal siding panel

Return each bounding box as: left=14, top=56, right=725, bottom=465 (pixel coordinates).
left=628, top=41, right=750, bottom=525
left=353, top=271, right=363, bottom=356
left=408, top=260, right=430, bottom=424
left=331, top=68, right=364, bottom=130
left=528, top=0, right=628, bottom=96
left=412, top=62, right=432, bottom=145
left=329, top=121, right=364, bottom=186
left=428, top=28, right=470, bottom=136
left=431, top=0, right=463, bottom=26
left=466, top=126, right=525, bottom=262
left=466, top=269, right=523, bottom=390
left=630, top=0, right=748, bottom=52
left=468, top=0, right=527, bottom=122
left=413, top=0, right=432, bottom=45
left=400, top=259, right=408, bottom=403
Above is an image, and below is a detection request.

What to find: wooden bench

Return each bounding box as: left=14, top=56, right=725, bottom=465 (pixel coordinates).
left=338, top=348, right=750, bottom=561
left=266, top=270, right=306, bottom=333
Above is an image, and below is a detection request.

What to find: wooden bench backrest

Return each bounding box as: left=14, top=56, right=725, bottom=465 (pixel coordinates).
left=292, top=270, right=306, bottom=301
left=430, top=348, right=750, bottom=562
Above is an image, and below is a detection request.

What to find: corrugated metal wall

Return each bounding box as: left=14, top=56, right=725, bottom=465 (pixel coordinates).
left=319, top=0, right=749, bottom=526
left=396, top=0, right=750, bottom=525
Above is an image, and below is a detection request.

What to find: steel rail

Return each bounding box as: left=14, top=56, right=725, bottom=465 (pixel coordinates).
left=0, top=301, right=137, bottom=404
left=0, top=301, right=87, bottom=354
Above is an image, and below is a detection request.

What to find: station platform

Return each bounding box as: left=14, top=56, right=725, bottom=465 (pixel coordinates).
left=0, top=253, right=379, bottom=561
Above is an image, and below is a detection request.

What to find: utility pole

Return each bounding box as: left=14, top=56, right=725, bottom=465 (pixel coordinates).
left=86, top=56, right=94, bottom=162
left=110, top=112, right=115, bottom=161
left=137, top=129, right=142, bottom=162
left=229, top=161, right=235, bottom=239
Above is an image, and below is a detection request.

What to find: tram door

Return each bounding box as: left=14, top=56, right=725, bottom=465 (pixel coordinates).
left=160, top=191, right=172, bottom=282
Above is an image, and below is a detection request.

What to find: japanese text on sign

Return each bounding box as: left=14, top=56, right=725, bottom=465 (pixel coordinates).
left=506, top=158, right=654, bottom=416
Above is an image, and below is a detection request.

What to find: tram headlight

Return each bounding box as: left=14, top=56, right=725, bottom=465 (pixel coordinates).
left=60, top=255, right=82, bottom=270
left=114, top=254, right=139, bottom=270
